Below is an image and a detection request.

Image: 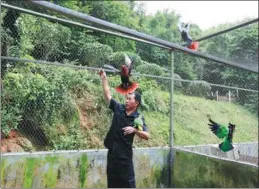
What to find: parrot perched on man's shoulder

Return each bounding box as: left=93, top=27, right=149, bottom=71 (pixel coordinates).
left=208, top=119, right=236, bottom=152
left=134, top=115, right=144, bottom=131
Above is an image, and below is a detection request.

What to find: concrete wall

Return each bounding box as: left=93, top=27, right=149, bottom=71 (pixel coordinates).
left=0, top=148, right=170, bottom=188
left=179, top=142, right=258, bottom=165
left=1, top=147, right=258, bottom=188
left=172, top=149, right=258, bottom=188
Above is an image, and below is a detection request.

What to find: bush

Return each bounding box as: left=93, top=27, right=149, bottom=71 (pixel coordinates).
left=185, top=80, right=211, bottom=97
left=107, top=51, right=142, bottom=69
left=1, top=71, right=69, bottom=135
left=79, top=42, right=113, bottom=67
left=238, top=91, right=258, bottom=115
left=1, top=60, right=102, bottom=145
left=136, top=62, right=164, bottom=76
left=158, top=72, right=182, bottom=91
left=142, top=90, right=169, bottom=114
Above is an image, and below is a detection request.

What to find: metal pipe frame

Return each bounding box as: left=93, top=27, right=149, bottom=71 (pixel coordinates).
left=2, top=56, right=257, bottom=93
left=0, top=0, right=2, bottom=142
left=19, top=0, right=258, bottom=73
left=195, top=18, right=259, bottom=42
left=0, top=3, right=170, bottom=50
left=170, top=51, right=174, bottom=147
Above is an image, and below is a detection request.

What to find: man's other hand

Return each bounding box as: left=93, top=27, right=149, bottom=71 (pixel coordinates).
left=122, top=126, right=136, bottom=136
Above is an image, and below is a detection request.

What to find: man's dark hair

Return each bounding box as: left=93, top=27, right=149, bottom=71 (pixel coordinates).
left=133, top=91, right=141, bottom=107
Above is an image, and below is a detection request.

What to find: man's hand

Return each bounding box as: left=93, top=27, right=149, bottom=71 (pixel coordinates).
left=99, top=69, right=107, bottom=79
left=123, top=126, right=150, bottom=140
left=122, top=126, right=136, bottom=136
left=99, top=69, right=107, bottom=80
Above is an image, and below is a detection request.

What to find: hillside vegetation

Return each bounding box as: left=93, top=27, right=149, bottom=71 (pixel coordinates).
left=1, top=63, right=257, bottom=151
left=1, top=1, right=258, bottom=152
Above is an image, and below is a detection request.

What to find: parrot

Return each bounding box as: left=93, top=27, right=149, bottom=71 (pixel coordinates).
left=178, top=21, right=199, bottom=51
left=115, top=54, right=138, bottom=95
left=134, top=115, right=143, bottom=131
left=208, top=119, right=236, bottom=152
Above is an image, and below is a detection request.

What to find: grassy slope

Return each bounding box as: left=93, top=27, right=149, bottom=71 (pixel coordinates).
left=134, top=92, right=258, bottom=147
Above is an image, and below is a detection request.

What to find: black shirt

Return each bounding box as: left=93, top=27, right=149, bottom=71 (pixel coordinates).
left=104, top=98, right=148, bottom=162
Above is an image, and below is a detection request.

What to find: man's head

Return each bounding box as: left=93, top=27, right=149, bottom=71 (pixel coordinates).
left=125, top=91, right=141, bottom=111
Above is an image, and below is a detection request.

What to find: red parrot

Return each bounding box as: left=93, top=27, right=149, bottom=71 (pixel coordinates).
left=178, top=21, right=199, bottom=51
left=115, top=55, right=138, bottom=95
left=188, top=41, right=199, bottom=51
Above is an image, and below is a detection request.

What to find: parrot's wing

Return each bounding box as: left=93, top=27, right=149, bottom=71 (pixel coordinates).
left=208, top=119, right=222, bottom=138
left=125, top=54, right=132, bottom=67
left=134, top=117, right=143, bottom=125
left=124, top=54, right=133, bottom=75
left=134, top=115, right=143, bottom=131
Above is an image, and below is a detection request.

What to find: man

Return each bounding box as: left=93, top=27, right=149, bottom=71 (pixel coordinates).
left=99, top=69, right=150, bottom=188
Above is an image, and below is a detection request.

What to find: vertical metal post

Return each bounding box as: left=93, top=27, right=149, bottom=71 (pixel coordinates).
left=228, top=90, right=231, bottom=102
left=168, top=50, right=174, bottom=187
left=169, top=50, right=174, bottom=147
left=0, top=0, right=2, bottom=134
left=0, top=1, right=2, bottom=188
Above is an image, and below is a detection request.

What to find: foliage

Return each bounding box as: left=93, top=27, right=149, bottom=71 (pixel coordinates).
left=79, top=42, right=113, bottom=67
left=185, top=80, right=211, bottom=98
left=136, top=62, right=164, bottom=76
left=108, top=51, right=142, bottom=69
left=1, top=1, right=257, bottom=151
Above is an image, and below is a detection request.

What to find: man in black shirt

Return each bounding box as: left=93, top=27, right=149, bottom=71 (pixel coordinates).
left=99, top=69, right=150, bottom=188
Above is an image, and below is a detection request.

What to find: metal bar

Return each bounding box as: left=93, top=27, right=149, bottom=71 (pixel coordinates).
left=195, top=18, right=259, bottom=42
left=169, top=51, right=174, bottom=147
left=0, top=0, right=2, bottom=143
left=134, top=73, right=258, bottom=93
left=168, top=50, right=175, bottom=188
left=0, top=56, right=117, bottom=73
left=25, top=1, right=258, bottom=73
left=0, top=3, right=170, bottom=50
left=1, top=56, right=258, bottom=93
left=174, top=79, right=258, bottom=93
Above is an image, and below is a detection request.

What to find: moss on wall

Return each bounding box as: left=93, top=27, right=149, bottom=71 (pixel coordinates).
left=172, top=150, right=259, bottom=188
left=23, top=158, right=37, bottom=188
left=1, top=149, right=258, bottom=188
left=135, top=151, right=169, bottom=188
left=78, top=154, right=88, bottom=188
left=1, top=159, right=7, bottom=185
left=42, top=156, right=60, bottom=188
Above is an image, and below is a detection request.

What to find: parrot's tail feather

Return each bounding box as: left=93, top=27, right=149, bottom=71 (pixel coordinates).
left=227, top=124, right=235, bottom=141
left=209, top=119, right=216, bottom=124
left=115, top=82, right=138, bottom=95
left=188, top=41, right=199, bottom=51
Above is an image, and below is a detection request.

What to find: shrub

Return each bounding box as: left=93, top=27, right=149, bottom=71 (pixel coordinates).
left=186, top=80, right=211, bottom=97
left=136, top=62, right=164, bottom=76
left=79, top=42, right=113, bottom=67
left=107, top=51, right=142, bottom=69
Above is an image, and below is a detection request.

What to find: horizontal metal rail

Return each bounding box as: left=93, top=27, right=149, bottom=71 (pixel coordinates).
left=1, top=56, right=258, bottom=93
left=0, top=3, right=170, bottom=50
left=15, top=0, right=257, bottom=73
left=195, top=18, right=259, bottom=42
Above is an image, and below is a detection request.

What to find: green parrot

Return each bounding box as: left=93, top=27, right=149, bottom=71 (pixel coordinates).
left=208, top=119, right=236, bottom=152
left=134, top=115, right=143, bottom=131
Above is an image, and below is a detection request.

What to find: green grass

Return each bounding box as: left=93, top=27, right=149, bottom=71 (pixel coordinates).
left=135, top=92, right=258, bottom=147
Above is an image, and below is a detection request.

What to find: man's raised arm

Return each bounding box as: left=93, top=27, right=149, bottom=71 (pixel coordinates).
left=99, top=69, right=112, bottom=104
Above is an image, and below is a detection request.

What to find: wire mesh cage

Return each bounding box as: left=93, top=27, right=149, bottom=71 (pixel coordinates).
left=0, top=1, right=258, bottom=166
